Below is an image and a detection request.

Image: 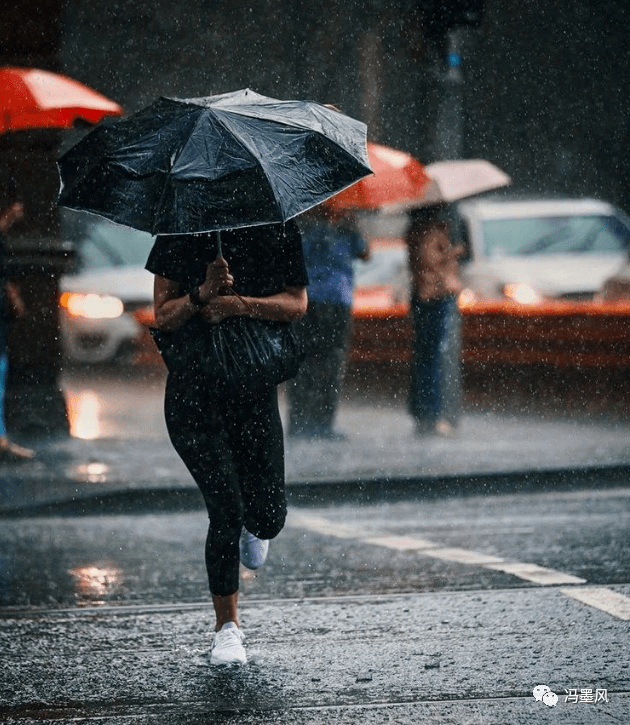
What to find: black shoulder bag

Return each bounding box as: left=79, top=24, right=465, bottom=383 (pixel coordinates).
left=150, top=316, right=305, bottom=395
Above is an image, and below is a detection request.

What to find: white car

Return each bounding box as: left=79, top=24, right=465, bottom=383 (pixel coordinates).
left=59, top=215, right=155, bottom=364
left=456, top=197, right=630, bottom=303
left=349, top=197, right=630, bottom=368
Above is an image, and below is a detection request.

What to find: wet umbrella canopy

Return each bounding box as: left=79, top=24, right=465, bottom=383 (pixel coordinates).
left=57, top=89, right=371, bottom=235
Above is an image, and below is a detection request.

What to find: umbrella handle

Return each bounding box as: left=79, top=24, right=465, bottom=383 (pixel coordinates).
left=213, top=230, right=255, bottom=313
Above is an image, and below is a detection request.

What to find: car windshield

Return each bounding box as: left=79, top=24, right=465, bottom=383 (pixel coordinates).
left=62, top=211, right=155, bottom=273
left=482, top=214, right=630, bottom=257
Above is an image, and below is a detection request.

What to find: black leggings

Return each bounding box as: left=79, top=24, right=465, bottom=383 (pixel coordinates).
left=165, top=374, right=287, bottom=596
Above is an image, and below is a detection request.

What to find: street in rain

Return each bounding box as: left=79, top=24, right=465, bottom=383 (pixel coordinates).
left=1, top=1, right=630, bottom=723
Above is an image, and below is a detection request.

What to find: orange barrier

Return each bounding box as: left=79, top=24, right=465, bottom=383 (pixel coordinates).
left=351, top=299, right=630, bottom=368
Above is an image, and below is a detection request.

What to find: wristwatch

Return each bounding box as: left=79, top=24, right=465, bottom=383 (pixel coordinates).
left=188, top=285, right=204, bottom=309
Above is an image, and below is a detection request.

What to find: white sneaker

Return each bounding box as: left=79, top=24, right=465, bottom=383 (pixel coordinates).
left=210, top=622, right=247, bottom=665
left=239, top=528, right=269, bottom=570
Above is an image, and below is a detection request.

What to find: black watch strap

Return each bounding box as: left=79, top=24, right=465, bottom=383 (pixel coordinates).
left=188, top=286, right=204, bottom=308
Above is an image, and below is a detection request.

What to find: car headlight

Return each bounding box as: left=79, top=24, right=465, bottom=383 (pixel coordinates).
left=60, top=292, right=124, bottom=319
left=503, top=283, right=544, bottom=305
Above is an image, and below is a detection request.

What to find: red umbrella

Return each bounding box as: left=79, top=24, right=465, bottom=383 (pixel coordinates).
left=0, top=66, right=123, bottom=134
left=325, top=141, right=430, bottom=210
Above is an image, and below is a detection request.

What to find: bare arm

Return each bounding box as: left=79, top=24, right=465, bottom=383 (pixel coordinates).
left=153, top=275, right=197, bottom=330
left=200, top=285, right=308, bottom=324
left=153, top=256, right=234, bottom=330
left=153, top=257, right=307, bottom=330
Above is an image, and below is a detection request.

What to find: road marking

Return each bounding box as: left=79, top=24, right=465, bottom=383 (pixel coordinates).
left=362, top=535, right=438, bottom=550
left=424, top=547, right=505, bottom=566
left=288, top=512, right=368, bottom=539
left=287, top=512, right=630, bottom=618
left=561, top=586, right=630, bottom=620
left=486, top=562, right=586, bottom=585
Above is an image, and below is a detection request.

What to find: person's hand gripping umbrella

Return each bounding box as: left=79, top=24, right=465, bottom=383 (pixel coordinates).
left=197, top=232, right=254, bottom=321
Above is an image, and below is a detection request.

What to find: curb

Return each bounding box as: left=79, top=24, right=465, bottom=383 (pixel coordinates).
left=1, top=464, right=628, bottom=518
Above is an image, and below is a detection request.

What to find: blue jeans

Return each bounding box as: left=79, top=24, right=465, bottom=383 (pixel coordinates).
left=408, top=295, right=455, bottom=425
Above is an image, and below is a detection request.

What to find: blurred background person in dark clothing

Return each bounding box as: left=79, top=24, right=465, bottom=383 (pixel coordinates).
left=287, top=205, right=369, bottom=440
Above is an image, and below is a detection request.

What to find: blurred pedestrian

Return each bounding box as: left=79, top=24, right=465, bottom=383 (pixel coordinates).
left=0, top=190, right=35, bottom=461
left=406, top=205, right=464, bottom=437
left=287, top=205, right=369, bottom=440
left=147, top=221, right=308, bottom=665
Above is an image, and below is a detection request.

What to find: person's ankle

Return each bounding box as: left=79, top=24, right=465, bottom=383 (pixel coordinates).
left=212, top=592, right=240, bottom=631
left=215, top=618, right=240, bottom=632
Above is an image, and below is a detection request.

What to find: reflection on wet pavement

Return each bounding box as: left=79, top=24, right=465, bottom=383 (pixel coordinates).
left=71, top=462, right=110, bottom=483
left=67, top=390, right=102, bottom=440
left=62, top=366, right=169, bottom=441
left=69, top=563, right=124, bottom=606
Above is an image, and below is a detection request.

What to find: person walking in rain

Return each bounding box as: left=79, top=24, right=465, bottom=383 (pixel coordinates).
left=406, top=205, right=464, bottom=437
left=147, top=221, right=308, bottom=665
left=287, top=204, right=369, bottom=440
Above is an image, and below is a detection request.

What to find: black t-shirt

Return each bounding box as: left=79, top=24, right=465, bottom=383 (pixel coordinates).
left=145, top=220, right=309, bottom=297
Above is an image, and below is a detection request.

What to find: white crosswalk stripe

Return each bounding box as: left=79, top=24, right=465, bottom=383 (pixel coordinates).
left=486, top=561, right=586, bottom=585
left=287, top=511, right=630, bottom=619
left=562, top=586, right=630, bottom=620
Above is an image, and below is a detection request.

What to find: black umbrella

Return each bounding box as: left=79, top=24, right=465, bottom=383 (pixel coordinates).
left=57, top=89, right=371, bottom=235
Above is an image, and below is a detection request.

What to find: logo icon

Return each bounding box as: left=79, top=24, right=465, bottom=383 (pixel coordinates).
left=533, top=685, right=558, bottom=707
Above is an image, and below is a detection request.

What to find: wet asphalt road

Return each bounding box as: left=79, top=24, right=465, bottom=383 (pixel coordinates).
left=1, top=490, right=629, bottom=723
left=0, top=365, right=629, bottom=723
left=2, top=488, right=630, bottom=609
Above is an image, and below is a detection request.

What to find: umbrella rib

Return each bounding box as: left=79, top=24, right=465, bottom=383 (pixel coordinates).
left=207, top=106, right=370, bottom=219
left=205, top=110, right=288, bottom=220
